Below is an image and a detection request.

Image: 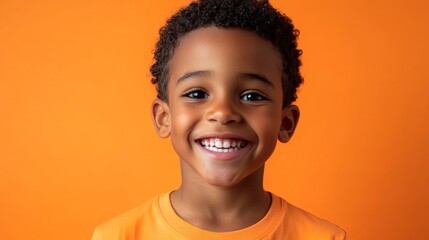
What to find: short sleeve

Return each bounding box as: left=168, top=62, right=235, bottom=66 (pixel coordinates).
left=91, top=227, right=102, bottom=240
left=336, top=228, right=347, bottom=240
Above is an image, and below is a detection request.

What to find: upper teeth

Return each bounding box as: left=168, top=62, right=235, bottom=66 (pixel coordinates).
left=199, top=138, right=246, bottom=149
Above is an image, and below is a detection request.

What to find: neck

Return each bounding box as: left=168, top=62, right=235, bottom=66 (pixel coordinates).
left=170, top=159, right=271, bottom=232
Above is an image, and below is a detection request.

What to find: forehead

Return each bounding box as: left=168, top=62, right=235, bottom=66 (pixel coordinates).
left=168, top=27, right=283, bottom=85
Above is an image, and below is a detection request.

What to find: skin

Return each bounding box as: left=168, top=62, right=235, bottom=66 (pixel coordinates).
left=151, top=27, right=299, bottom=232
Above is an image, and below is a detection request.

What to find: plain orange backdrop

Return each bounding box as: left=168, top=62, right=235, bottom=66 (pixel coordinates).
left=1, top=0, right=428, bottom=239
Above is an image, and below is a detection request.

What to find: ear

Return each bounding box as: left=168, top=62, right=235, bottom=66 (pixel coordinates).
left=278, top=105, right=300, bottom=143
left=151, top=98, right=171, bottom=138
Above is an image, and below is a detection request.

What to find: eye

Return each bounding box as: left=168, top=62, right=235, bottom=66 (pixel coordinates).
left=241, top=91, right=267, bottom=101
left=183, top=89, right=208, bottom=99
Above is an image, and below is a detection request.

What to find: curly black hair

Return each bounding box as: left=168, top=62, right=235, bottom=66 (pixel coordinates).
left=150, top=0, right=303, bottom=107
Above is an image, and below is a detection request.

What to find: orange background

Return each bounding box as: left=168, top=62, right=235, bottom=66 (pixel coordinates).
left=1, top=0, right=428, bottom=239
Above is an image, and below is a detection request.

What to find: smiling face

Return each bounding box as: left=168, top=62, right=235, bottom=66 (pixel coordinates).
left=151, top=27, right=299, bottom=188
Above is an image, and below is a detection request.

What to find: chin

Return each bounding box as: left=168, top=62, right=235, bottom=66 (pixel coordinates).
left=203, top=173, right=244, bottom=188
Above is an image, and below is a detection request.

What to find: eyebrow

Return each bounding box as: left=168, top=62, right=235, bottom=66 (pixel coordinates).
left=177, top=70, right=210, bottom=83
left=176, top=71, right=274, bottom=88
left=239, top=72, right=274, bottom=88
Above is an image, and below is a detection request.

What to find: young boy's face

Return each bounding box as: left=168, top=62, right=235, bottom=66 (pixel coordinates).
left=152, top=27, right=298, bottom=188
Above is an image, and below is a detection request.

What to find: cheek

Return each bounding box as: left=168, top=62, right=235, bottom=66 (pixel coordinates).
left=170, top=109, right=193, bottom=157
left=254, top=108, right=282, bottom=144
left=170, top=106, right=197, bottom=137
left=261, top=127, right=279, bottom=151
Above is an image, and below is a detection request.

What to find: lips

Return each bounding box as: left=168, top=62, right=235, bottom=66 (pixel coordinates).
left=197, top=138, right=249, bottom=153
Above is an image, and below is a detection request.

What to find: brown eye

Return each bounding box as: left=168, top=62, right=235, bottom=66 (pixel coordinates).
left=241, top=92, right=267, bottom=101
left=184, top=90, right=208, bottom=99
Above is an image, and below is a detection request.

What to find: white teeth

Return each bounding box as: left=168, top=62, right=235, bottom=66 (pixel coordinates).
left=199, top=137, right=248, bottom=153
left=215, top=140, right=222, bottom=148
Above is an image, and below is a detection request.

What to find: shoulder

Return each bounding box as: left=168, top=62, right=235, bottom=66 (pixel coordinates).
left=274, top=195, right=346, bottom=240
left=91, top=194, right=162, bottom=240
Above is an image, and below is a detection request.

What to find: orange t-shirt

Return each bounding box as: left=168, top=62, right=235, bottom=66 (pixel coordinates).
left=91, top=192, right=346, bottom=240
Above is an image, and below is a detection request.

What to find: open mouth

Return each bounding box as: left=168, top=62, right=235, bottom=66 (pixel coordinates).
left=197, top=138, right=249, bottom=153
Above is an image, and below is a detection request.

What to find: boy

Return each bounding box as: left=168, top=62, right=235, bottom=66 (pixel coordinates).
left=92, top=0, right=346, bottom=239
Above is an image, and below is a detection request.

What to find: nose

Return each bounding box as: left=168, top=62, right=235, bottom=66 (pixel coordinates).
left=205, top=96, right=242, bottom=124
